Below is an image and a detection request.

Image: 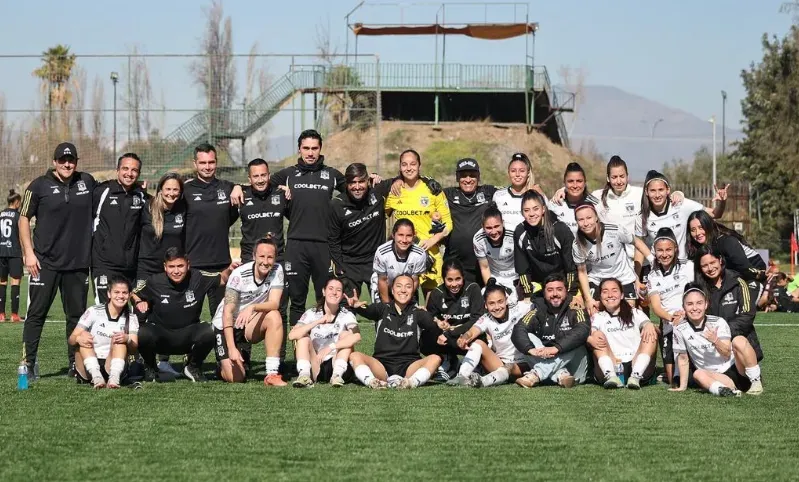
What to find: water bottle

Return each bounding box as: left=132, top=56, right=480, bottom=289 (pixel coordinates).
left=17, top=363, right=29, bottom=390
left=615, top=362, right=626, bottom=385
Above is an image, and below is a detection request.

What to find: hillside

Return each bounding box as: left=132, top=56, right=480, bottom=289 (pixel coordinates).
left=272, top=121, right=606, bottom=196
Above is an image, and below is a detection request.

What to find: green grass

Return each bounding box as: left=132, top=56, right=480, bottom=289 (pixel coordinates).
left=1, top=281, right=799, bottom=480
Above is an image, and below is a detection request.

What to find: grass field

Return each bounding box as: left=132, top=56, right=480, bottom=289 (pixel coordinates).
left=1, top=282, right=799, bottom=481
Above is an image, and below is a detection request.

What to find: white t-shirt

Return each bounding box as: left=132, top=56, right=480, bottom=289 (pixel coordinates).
left=591, top=185, right=643, bottom=258
left=77, top=305, right=140, bottom=360
left=647, top=260, right=695, bottom=330
left=297, top=307, right=359, bottom=362
left=212, top=262, right=285, bottom=330
left=473, top=301, right=531, bottom=363
left=673, top=315, right=734, bottom=373
left=492, top=188, right=525, bottom=232
left=473, top=228, right=518, bottom=286
left=590, top=308, right=651, bottom=363
left=637, top=199, right=705, bottom=261
left=373, top=240, right=427, bottom=284
left=572, top=223, right=637, bottom=285
left=548, top=193, right=600, bottom=236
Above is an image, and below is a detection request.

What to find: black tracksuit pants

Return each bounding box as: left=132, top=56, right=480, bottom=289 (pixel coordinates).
left=23, top=268, right=89, bottom=366
left=285, top=240, right=331, bottom=325
left=137, top=322, right=215, bottom=369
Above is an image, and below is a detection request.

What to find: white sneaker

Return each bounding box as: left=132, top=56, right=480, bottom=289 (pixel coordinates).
left=157, top=360, right=182, bottom=378
left=747, top=379, right=764, bottom=395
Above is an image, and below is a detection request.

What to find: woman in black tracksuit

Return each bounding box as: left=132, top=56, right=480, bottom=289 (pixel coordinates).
left=513, top=190, right=577, bottom=299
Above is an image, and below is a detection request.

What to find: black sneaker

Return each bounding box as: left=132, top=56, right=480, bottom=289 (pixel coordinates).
left=184, top=364, right=207, bottom=383
left=67, top=362, right=77, bottom=379
left=143, top=365, right=158, bottom=382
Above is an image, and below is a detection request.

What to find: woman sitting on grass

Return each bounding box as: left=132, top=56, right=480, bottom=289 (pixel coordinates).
left=68, top=276, right=139, bottom=389
left=670, top=283, right=764, bottom=397
left=588, top=278, right=658, bottom=389
left=345, top=274, right=441, bottom=389
left=289, top=277, right=361, bottom=388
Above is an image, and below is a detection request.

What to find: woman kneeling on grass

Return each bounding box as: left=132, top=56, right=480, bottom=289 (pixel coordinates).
left=670, top=283, right=764, bottom=397
left=345, top=274, right=441, bottom=389
left=69, top=276, right=139, bottom=388
left=448, top=278, right=532, bottom=388
left=289, top=277, right=361, bottom=388
left=588, top=278, right=657, bottom=389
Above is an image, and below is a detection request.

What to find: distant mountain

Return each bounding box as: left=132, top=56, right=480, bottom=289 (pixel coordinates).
left=561, top=85, right=743, bottom=180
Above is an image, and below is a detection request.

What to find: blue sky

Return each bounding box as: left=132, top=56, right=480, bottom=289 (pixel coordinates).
left=0, top=0, right=792, bottom=142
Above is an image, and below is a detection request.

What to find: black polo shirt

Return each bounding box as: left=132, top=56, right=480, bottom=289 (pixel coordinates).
left=183, top=177, right=239, bottom=269
left=137, top=199, right=187, bottom=279
left=134, top=269, right=219, bottom=330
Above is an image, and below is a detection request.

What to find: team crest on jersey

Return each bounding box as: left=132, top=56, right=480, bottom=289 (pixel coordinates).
left=369, top=193, right=377, bottom=206
left=461, top=298, right=469, bottom=308
left=674, top=273, right=680, bottom=281
left=503, top=247, right=512, bottom=255
left=626, top=203, right=634, bottom=212
left=285, top=262, right=292, bottom=272
left=477, top=192, right=486, bottom=203
left=320, top=170, right=330, bottom=180
left=420, top=196, right=429, bottom=207
left=185, top=290, right=196, bottom=303
left=99, top=275, right=107, bottom=286
left=132, top=196, right=141, bottom=207
left=607, top=242, right=614, bottom=250
left=407, top=315, right=413, bottom=326
left=271, top=195, right=280, bottom=205
left=175, top=214, right=184, bottom=224
left=672, top=213, right=679, bottom=220
left=217, top=190, right=227, bottom=201
left=77, top=180, right=87, bottom=192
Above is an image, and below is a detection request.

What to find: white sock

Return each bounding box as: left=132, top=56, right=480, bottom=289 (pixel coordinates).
left=597, top=355, right=615, bottom=378
left=745, top=365, right=761, bottom=382
left=108, top=358, right=125, bottom=384
left=410, top=368, right=431, bottom=388
left=458, top=344, right=482, bottom=377
left=631, top=354, right=651, bottom=379
left=354, top=364, right=374, bottom=385
left=709, top=381, right=725, bottom=396
left=84, top=357, right=103, bottom=381
left=265, top=357, right=280, bottom=375
left=481, top=366, right=509, bottom=387
left=296, top=359, right=312, bottom=378
left=332, top=359, right=348, bottom=378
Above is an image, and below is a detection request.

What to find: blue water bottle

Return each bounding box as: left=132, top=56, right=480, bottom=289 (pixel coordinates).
left=17, top=363, right=29, bottom=390
left=615, top=362, right=626, bottom=386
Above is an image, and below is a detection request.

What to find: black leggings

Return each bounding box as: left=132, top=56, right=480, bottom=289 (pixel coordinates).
left=137, top=322, right=215, bottom=369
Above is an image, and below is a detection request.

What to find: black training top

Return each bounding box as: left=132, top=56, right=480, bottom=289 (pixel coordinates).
left=136, top=199, right=187, bottom=279
left=134, top=269, right=219, bottom=329
left=443, top=185, right=497, bottom=272
left=183, top=177, right=239, bottom=269
left=329, top=180, right=391, bottom=274
left=91, top=179, right=148, bottom=272
left=270, top=156, right=345, bottom=243
left=425, top=281, right=485, bottom=339
left=354, top=302, right=438, bottom=362
left=21, top=170, right=96, bottom=271
left=0, top=208, right=21, bottom=258
left=238, top=185, right=288, bottom=262
left=513, top=221, right=578, bottom=296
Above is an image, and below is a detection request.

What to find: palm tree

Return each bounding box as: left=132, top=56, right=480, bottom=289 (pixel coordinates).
left=32, top=45, right=77, bottom=133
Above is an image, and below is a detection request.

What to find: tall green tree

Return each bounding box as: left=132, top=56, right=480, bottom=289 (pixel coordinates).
left=32, top=44, right=77, bottom=132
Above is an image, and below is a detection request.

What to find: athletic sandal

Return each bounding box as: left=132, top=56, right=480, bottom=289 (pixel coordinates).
left=515, top=372, right=539, bottom=388
left=330, top=375, right=345, bottom=388
left=626, top=376, right=642, bottom=390
left=747, top=380, right=764, bottom=395
left=264, top=374, right=287, bottom=387
left=558, top=373, right=576, bottom=389
left=603, top=375, right=623, bottom=389
left=292, top=375, right=314, bottom=388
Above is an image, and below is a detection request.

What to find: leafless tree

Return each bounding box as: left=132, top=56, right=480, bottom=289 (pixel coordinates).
left=125, top=45, right=154, bottom=141
left=91, top=74, right=105, bottom=144
left=71, top=66, right=87, bottom=138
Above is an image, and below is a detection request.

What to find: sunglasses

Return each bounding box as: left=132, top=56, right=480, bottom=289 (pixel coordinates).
left=56, top=157, right=77, bottom=165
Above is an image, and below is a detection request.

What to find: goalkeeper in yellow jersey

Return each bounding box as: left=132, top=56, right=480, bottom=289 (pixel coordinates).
left=385, top=149, right=453, bottom=295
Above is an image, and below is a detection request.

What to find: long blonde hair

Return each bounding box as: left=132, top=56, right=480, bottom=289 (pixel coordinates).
left=150, top=173, right=183, bottom=240
left=508, top=153, right=536, bottom=191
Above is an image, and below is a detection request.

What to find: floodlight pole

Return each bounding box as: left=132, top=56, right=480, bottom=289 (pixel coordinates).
left=721, top=90, right=727, bottom=157
left=710, top=115, right=717, bottom=186
left=110, top=71, right=119, bottom=163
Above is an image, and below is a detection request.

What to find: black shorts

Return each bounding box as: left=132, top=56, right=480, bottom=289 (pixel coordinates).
left=316, top=358, right=355, bottom=383
left=377, top=356, right=420, bottom=378
left=75, top=359, right=129, bottom=385
left=0, top=257, right=22, bottom=279
left=659, top=324, right=674, bottom=365
left=620, top=360, right=656, bottom=384
left=340, top=263, right=373, bottom=297
left=723, top=365, right=752, bottom=392
left=589, top=281, right=637, bottom=301
left=214, top=328, right=252, bottom=362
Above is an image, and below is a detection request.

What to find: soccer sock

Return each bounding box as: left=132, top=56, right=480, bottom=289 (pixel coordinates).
left=11, top=285, right=20, bottom=314
left=481, top=366, right=509, bottom=387
left=0, top=284, right=5, bottom=314
left=409, top=368, right=431, bottom=388
left=631, top=354, right=651, bottom=379
left=296, top=359, right=312, bottom=378
left=597, top=355, right=615, bottom=379
left=745, top=365, right=762, bottom=382
left=708, top=381, right=726, bottom=396
left=332, top=359, right=348, bottom=378
left=108, top=358, right=126, bottom=384
left=458, top=344, right=482, bottom=377
left=83, top=357, right=103, bottom=382
left=265, top=357, right=280, bottom=376
left=354, top=365, right=375, bottom=385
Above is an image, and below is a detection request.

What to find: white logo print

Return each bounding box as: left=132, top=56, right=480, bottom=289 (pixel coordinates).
left=99, top=275, right=108, bottom=286
left=477, top=192, right=486, bottom=203
left=420, top=196, right=430, bottom=207
left=461, top=298, right=469, bottom=308
left=51, top=187, right=60, bottom=194
left=132, top=196, right=141, bottom=207
left=63, top=147, right=72, bottom=155
left=407, top=315, right=413, bottom=326
left=271, top=195, right=280, bottom=205
left=110, top=199, right=118, bottom=205
left=161, top=298, right=169, bottom=304
left=193, top=194, right=203, bottom=201
left=217, top=190, right=227, bottom=201
left=285, top=262, right=292, bottom=272
left=369, top=193, right=377, bottom=205
left=174, top=214, right=184, bottom=225
left=320, top=170, right=330, bottom=180
left=245, top=200, right=254, bottom=206
left=344, top=209, right=352, bottom=216
left=77, top=181, right=87, bottom=192
left=185, top=290, right=196, bottom=303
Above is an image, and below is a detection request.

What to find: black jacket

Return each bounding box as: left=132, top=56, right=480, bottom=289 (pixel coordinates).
left=511, top=295, right=589, bottom=354
left=238, top=185, right=288, bottom=262
left=714, top=236, right=766, bottom=283
left=706, top=269, right=763, bottom=360
left=426, top=282, right=485, bottom=343
left=133, top=268, right=219, bottom=330
left=137, top=199, right=186, bottom=279
left=329, top=180, right=391, bottom=274
left=513, top=221, right=577, bottom=296
left=183, top=177, right=239, bottom=269
left=92, top=180, right=147, bottom=271
left=442, top=185, right=497, bottom=274
left=354, top=301, right=438, bottom=362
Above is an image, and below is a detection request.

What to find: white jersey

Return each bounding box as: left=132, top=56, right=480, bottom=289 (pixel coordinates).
left=473, top=228, right=518, bottom=286
left=373, top=240, right=427, bottom=284
left=572, top=223, right=637, bottom=285
left=673, top=315, right=734, bottom=373
left=636, top=199, right=704, bottom=261
left=297, top=307, right=358, bottom=362
left=591, top=185, right=643, bottom=258
left=473, top=301, right=532, bottom=363
left=212, top=262, right=285, bottom=329
left=492, top=188, right=525, bottom=232
left=77, top=305, right=139, bottom=360
left=591, top=308, right=651, bottom=363
left=647, top=260, right=695, bottom=329
left=548, top=193, right=601, bottom=236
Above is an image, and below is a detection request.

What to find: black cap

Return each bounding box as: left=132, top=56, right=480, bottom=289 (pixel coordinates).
left=455, top=158, right=480, bottom=173
left=53, top=142, right=78, bottom=160
left=644, top=169, right=668, bottom=188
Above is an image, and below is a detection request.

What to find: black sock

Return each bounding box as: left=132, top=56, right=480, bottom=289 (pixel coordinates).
left=0, top=284, right=6, bottom=314
left=11, top=284, right=20, bottom=314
